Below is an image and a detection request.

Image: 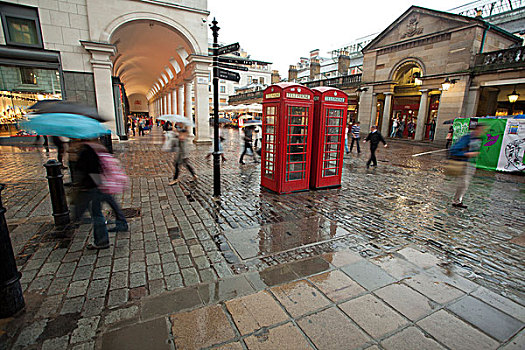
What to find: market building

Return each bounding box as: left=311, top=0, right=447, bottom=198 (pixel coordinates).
left=357, top=5, right=524, bottom=141
left=0, top=0, right=212, bottom=141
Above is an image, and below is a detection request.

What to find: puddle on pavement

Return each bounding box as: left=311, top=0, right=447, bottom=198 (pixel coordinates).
left=220, top=215, right=351, bottom=261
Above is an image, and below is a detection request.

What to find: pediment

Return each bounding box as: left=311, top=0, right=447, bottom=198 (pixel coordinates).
left=365, top=6, right=477, bottom=51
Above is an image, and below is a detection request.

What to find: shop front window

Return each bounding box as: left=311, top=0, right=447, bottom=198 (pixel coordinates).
left=20, top=67, right=37, bottom=85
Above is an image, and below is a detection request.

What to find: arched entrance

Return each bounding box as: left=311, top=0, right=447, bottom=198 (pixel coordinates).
left=390, top=62, right=423, bottom=139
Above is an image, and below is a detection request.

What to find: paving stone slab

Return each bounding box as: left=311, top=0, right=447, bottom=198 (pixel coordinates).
left=197, top=276, right=255, bottom=304
left=403, top=272, right=465, bottom=304
left=225, top=290, right=289, bottom=335
left=447, top=296, right=523, bottom=342
left=397, top=247, right=440, bottom=269
left=339, top=294, right=408, bottom=339
left=271, top=280, right=331, bottom=318
left=375, top=283, right=436, bottom=321
left=297, top=306, right=371, bottom=350
left=101, top=317, right=170, bottom=350
left=308, top=269, right=366, bottom=302
left=141, top=286, right=202, bottom=320
left=381, top=326, right=445, bottom=350
left=471, top=286, right=525, bottom=323
left=243, top=322, right=312, bottom=350
left=417, top=310, right=499, bottom=350
left=341, top=259, right=397, bottom=291
left=501, top=329, right=525, bottom=350
left=170, top=304, right=236, bottom=349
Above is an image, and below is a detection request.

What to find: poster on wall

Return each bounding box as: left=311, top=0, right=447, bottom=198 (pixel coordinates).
left=452, top=118, right=470, bottom=143
left=476, top=118, right=506, bottom=171
left=497, top=118, right=525, bottom=172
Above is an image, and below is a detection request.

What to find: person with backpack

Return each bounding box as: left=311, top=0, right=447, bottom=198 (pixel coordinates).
left=448, top=124, right=485, bottom=209
left=72, top=139, right=128, bottom=248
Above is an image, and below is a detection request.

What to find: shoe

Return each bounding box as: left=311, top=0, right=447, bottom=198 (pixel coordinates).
left=239, top=160, right=245, bottom=164
left=452, top=202, right=468, bottom=209
left=366, top=164, right=370, bottom=169
left=168, top=179, right=180, bottom=186
left=192, top=175, right=198, bottom=181
left=108, top=225, right=128, bottom=232
left=87, top=243, right=109, bottom=250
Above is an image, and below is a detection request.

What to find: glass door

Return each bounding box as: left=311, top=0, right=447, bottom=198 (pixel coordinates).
left=285, top=106, right=309, bottom=182
left=322, top=108, right=343, bottom=177
left=262, top=105, right=278, bottom=180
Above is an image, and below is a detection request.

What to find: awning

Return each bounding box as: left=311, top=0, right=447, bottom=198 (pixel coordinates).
left=0, top=45, right=61, bottom=69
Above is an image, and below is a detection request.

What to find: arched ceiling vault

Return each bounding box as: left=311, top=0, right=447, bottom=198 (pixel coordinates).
left=110, top=20, right=193, bottom=98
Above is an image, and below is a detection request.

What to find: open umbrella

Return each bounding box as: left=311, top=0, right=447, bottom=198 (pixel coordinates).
left=22, top=113, right=109, bottom=139
left=210, top=117, right=230, bottom=124
left=158, top=114, right=194, bottom=126
left=443, top=119, right=454, bottom=125
left=28, top=101, right=108, bottom=122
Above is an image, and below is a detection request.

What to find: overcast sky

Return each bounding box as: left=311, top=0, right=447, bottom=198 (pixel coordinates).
left=208, top=0, right=469, bottom=75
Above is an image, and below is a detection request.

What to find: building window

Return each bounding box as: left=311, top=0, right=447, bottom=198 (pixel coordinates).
left=20, top=67, right=37, bottom=85
left=247, top=76, right=252, bottom=84
left=0, top=2, right=43, bottom=48
left=259, top=77, right=265, bottom=84
left=220, top=86, right=225, bottom=93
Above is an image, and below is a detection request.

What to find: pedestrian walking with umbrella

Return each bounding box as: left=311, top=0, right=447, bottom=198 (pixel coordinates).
left=168, top=119, right=198, bottom=185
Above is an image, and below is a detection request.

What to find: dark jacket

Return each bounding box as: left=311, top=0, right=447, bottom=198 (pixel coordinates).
left=365, top=131, right=386, bottom=147
left=449, top=133, right=481, bottom=162
left=75, top=144, right=101, bottom=189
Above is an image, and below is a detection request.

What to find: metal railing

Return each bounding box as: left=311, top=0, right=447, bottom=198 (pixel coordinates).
left=304, top=73, right=362, bottom=89
left=474, top=46, right=525, bottom=71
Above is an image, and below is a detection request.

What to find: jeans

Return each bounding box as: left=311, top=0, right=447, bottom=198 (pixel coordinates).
left=73, top=188, right=109, bottom=246
left=350, top=137, right=361, bottom=153
left=344, top=137, right=349, bottom=153
left=101, top=193, right=127, bottom=229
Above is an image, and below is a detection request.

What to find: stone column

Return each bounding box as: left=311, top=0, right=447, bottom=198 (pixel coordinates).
left=381, top=92, right=393, bottom=135
left=370, top=93, right=377, bottom=129
left=81, top=41, right=117, bottom=134
left=166, top=91, right=172, bottom=115
left=171, top=89, right=177, bottom=115
left=187, top=54, right=212, bottom=143
left=185, top=80, right=193, bottom=136
left=414, top=89, right=429, bottom=141
left=177, top=85, right=184, bottom=116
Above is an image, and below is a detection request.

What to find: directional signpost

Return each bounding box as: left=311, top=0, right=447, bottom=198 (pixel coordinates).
left=210, top=19, right=257, bottom=198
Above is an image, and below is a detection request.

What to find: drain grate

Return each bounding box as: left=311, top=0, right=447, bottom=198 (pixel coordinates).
left=121, top=208, right=142, bottom=218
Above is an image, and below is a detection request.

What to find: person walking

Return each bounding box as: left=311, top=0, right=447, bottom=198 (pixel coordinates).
left=390, top=117, right=399, bottom=138
left=363, top=125, right=387, bottom=168
left=350, top=121, right=361, bottom=154
left=239, top=125, right=258, bottom=164
left=169, top=124, right=197, bottom=185
left=445, top=126, right=454, bottom=149
left=72, top=139, right=110, bottom=249
left=429, top=118, right=437, bottom=141
left=449, top=124, right=484, bottom=209
left=344, top=124, right=350, bottom=154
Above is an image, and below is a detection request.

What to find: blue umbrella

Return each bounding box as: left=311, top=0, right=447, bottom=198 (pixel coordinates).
left=22, top=113, right=110, bottom=139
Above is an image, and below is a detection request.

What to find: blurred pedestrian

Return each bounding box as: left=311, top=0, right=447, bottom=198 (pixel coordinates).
left=131, top=119, right=136, bottom=136
left=344, top=124, right=350, bottom=154
left=206, top=122, right=227, bottom=162
left=449, top=124, right=484, bottom=209
left=72, top=139, right=109, bottom=249
left=239, top=125, right=258, bottom=164
left=445, top=126, right=454, bottom=149
left=169, top=124, right=197, bottom=185
left=350, top=121, right=361, bottom=154
left=363, top=125, right=387, bottom=168
left=429, top=118, right=437, bottom=141
left=408, top=119, right=416, bottom=138
left=51, top=136, right=68, bottom=169
left=390, top=117, right=399, bottom=137
left=138, top=119, right=144, bottom=136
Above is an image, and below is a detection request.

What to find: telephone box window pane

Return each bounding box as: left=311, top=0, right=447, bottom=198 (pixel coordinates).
left=327, top=135, right=340, bottom=143
left=288, top=163, right=305, bottom=172
left=324, top=160, right=338, bottom=169
left=266, top=134, right=275, bottom=143
left=266, top=153, right=274, bottom=161
left=288, top=154, right=305, bottom=163
left=265, top=125, right=275, bottom=134
left=324, top=143, right=339, bottom=152
left=287, top=172, right=304, bottom=181
left=265, top=115, right=275, bottom=124
left=288, top=144, right=305, bottom=154
left=327, top=118, right=342, bottom=126
left=326, top=127, right=341, bottom=135
left=6, top=16, right=38, bottom=45
left=327, top=109, right=342, bottom=117
left=323, top=168, right=338, bottom=177
left=288, top=126, right=307, bottom=135
left=288, top=135, right=306, bottom=144
left=289, top=106, right=308, bottom=116
left=324, top=152, right=338, bottom=161
left=265, top=143, right=274, bottom=152
left=290, top=116, right=307, bottom=125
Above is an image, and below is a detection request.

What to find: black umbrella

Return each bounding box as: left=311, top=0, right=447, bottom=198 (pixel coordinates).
left=28, top=101, right=109, bottom=122
left=443, top=119, right=454, bottom=125
left=210, top=117, right=231, bottom=123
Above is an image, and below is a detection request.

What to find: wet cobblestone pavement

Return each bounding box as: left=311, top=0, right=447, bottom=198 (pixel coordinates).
left=0, top=127, right=524, bottom=349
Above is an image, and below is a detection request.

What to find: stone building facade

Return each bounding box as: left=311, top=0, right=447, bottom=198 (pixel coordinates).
left=0, top=0, right=212, bottom=141
left=357, top=6, right=523, bottom=141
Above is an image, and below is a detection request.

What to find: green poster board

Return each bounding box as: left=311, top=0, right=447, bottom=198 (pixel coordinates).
left=476, top=118, right=506, bottom=171
left=452, top=118, right=470, bottom=143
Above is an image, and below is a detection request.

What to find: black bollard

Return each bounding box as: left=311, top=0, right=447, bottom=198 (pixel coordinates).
left=44, top=160, right=70, bottom=226
left=0, top=184, right=25, bottom=318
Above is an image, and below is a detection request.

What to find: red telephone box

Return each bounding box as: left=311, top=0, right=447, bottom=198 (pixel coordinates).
left=310, top=87, right=348, bottom=189
left=261, top=83, right=314, bottom=194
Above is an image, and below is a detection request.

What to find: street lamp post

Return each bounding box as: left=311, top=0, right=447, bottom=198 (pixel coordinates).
left=210, top=19, right=221, bottom=198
